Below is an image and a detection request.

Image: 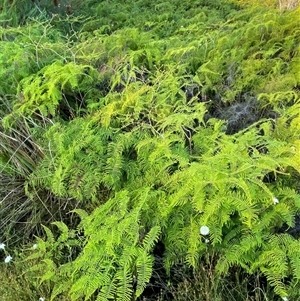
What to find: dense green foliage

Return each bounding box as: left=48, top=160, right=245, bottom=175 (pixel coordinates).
left=0, top=0, right=299, bottom=300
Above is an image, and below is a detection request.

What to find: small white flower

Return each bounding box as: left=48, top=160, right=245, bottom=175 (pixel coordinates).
left=205, top=238, right=210, bottom=243
left=33, top=244, right=38, bottom=250
left=200, top=225, right=210, bottom=236
left=4, top=255, right=12, bottom=263
left=0, top=243, right=5, bottom=250
left=282, top=297, right=288, bottom=301
left=273, top=197, right=279, bottom=204
left=39, top=297, right=45, bottom=301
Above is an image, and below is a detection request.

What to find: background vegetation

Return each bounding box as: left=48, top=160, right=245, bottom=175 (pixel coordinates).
left=0, top=0, right=299, bottom=300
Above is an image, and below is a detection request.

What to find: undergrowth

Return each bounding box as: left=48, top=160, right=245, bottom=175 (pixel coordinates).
left=0, top=0, right=299, bottom=300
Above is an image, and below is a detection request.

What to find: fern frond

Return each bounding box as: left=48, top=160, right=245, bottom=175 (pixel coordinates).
left=115, top=263, right=133, bottom=301
left=141, top=226, right=161, bottom=252
left=135, top=249, right=154, bottom=297
left=52, top=221, right=69, bottom=244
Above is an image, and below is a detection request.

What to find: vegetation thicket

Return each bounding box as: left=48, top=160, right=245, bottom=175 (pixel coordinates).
left=0, top=0, right=299, bottom=300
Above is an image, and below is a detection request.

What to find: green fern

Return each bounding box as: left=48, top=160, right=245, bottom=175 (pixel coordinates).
left=3, top=61, right=98, bottom=123
left=4, top=2, right=300, bottom=300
